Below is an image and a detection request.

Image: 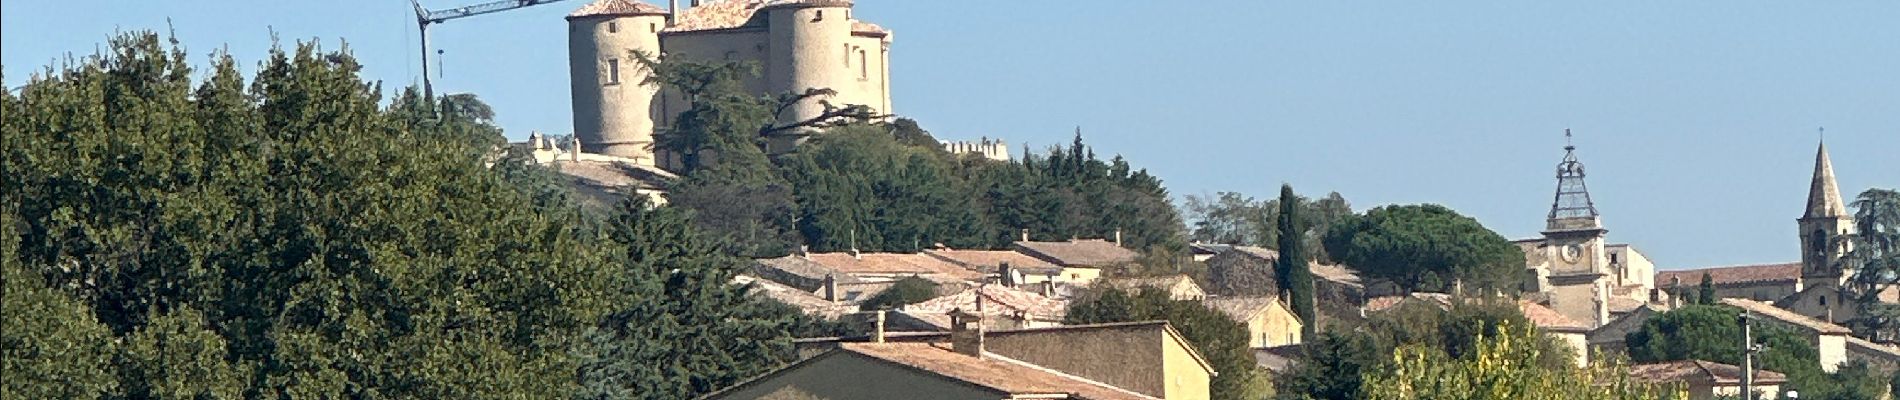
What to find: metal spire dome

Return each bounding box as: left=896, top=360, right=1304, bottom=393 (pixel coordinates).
left=1548, top=129, right=1601, bottom=230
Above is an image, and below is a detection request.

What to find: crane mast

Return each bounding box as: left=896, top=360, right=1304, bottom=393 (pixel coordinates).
left=411, top=0, right=572, bottom=99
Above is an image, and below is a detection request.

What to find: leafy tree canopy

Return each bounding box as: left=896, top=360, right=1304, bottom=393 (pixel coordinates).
left=1321, top=204, right=1526, bottom=293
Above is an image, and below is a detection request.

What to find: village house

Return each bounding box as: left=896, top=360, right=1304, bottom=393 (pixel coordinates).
left=1655, top=263, right=1803, bottom=303
left=924, top=247, right=1099, bottom=289
left=722, top=318, right=1216, bottom=400
left=1102, top=275, right=1207, bottom=301
left=1626, top=360, right=1786, bottom=400
left=753, top=251, right=982, bottom=305
left=1012, top=237, right=1140, bottom=272
left=1203, top=296, right=1303, bottom=348
left=1200, top=245, right=1375, bottom=326
left=898, top=284, right=1069, bottom=330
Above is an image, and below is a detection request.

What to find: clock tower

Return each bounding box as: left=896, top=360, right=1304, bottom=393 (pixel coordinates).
left=1540, top=131, right=1611, bottom=327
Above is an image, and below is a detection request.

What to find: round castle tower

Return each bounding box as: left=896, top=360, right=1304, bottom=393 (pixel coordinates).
left=567, top=0, right=669, bottom=163
left=764, top=0, right=854, bottom=148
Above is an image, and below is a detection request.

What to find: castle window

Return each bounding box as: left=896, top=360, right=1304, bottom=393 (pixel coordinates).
left=814, top=10, right=823, bottom=21
left=607, top=59, right=621, bottom=85
left=843, top=45, right=851, bottom=65
left=1821, top=296, right=1828, bottom=306
left=650, top=23, right=657, bottom=33
left=608, top=22, right=618, bottom=33
left=858, top=50, right=868, bottom=80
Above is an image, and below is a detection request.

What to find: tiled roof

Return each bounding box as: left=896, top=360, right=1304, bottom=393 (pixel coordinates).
left=567, top=0, right=669, bottom=19
left=1720, top=298, right=1852, bottom=335
left=1311, top=263, right=1363, bottom=286
left=840, top=343, right=1160, bottom=400
left=804, top=252, right=985, bottom=281
left=1846, top=335, right=1900, bottom=362
left=1655, top=263, right=1800, bottom=287
left=1627, top=360, right=1787, bottom=386
left=903, top=285, right=1067, bottom=322
left=1607, top=296, right=1647, bottom=314
left=666, top=0, right=859, bottom=33
left=851, top=21, right=887, bottom=35
left=1363, top=293, right=1453, bottom=313
left=1013, top=239, right=1140, bottom=267
left=732, top=275, right=852, bottom=318
left=924, top=249, right=1062, bottom=274
left=1231, top=246, right=1280, bottom=261
left=1205, top=296, right=1284, bottom=322
left=1517, top=300, right=1589, bottom=332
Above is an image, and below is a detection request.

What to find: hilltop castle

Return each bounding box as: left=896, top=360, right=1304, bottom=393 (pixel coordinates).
left=565, top=0, right=893, bottom=168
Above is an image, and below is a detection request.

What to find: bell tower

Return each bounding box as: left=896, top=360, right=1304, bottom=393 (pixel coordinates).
left=1799, top=137, right=1856, bottom=290
left=1541, top=130, right=1612, bottom=327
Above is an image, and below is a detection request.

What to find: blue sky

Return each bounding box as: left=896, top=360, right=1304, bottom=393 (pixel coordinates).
left=6, top=1, right=1897, bottom=270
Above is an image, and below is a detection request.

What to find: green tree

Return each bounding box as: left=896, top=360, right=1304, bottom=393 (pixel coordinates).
left=858, top=276, right=941, bottom=311
left=1068, top=289, right=1261, bottom=400
left=575, top=196, right=804, bottom=398
left=116, top=306, right=249, bottom=399
left=1698, top=272, right=1717, bottom=305
left=1846, top=188, right=1900, bottom=338
left=1322, top=204, right=1526, bottom=293
left=1275, top=298, right=1575, bottom=399
left=1276, top=184, right=1317, bottom=337
left=1364, top=322, right=1681, bottom=400
left=1625, top=304, right=1884, bottom=399
left=1, top=211, right=120, bottom=399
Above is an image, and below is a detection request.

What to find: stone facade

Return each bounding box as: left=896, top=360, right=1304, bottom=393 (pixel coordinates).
left=567, top=0, right=894, bottom=166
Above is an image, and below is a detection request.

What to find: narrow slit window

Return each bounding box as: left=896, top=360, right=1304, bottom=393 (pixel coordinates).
left=607, top=59, right=621, bottom=84
left=650, top=23, right=657, bottom=33
left=858, top=50, right=868, bottom=80
left=608, top=22, right=618, bottom=33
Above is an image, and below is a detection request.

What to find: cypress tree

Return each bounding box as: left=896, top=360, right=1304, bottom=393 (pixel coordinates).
left=1277, top=184, right=1317, bottom=336
left=1699, top=272, right=1717, bottom=305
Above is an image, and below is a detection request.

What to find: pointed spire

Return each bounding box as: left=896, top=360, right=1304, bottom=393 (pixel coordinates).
left=1548, top=129, right=1601, bottom=230
left=1804, top=137, right=1848, bottom=219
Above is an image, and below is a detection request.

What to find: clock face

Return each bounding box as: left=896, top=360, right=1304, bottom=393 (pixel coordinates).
left=1561, top=244, right=1583, bottom=263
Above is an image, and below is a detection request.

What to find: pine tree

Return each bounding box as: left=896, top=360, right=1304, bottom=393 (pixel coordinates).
left=1277, top=184, right=1317, bottom=337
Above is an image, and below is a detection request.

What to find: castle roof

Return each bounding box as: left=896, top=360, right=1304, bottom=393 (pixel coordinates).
left=1627, top=360, right=1787, bottom=386
left=666, top=0, right=882, bottom=34
left=1805, top=141, right=1850, bottom=219
left=566, top=0, right=669, bottom=19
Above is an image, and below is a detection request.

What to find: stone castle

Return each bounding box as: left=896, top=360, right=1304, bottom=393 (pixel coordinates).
left=565, top=0, right=893, bottom=168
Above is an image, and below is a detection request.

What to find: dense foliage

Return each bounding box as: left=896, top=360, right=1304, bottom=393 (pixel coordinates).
left=0, top=33, right=809, bottom=399
left=1275, top=184, right=1317, bottom=337
left=1321, top=204, right=1526, bottom=293
left=856, top=276, right=940, bottom=311
left=1625, top=304, right=1890, bottom=400
left=1846, top=188, right=1900, bottom=338
left=1274, top=298, right=1578, bottom=399
left=650, top=56, right=1190, bottom=265
left=1066, top=288, right=1266, bottom=400
left=1181, top=190, right=1354, bottom=262
left=1364, top=322, right=1681, bottom=400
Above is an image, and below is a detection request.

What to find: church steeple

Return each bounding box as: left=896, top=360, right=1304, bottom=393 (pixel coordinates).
left=1799, top=134, right=1856, bottom=289
left=1804, top=140, right=1849, bottom=219
left=1547, top=129, right=1602, bottom=232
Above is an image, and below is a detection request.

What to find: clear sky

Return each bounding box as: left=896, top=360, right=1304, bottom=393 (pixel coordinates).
left=6, top=1, right=1897, bottom=270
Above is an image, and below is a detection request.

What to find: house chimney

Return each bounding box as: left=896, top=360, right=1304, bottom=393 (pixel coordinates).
left=798, top=245, right=809, bottom=258
left=822, top=273, right=837, bottom=302
left=1114, top=229, right=1124, bottom=247
left=950, top=307, right=985, bottom=357
left=668, top=0, right=680, bottom=26
left=873, top=310, right=887, bottom=343
left=1020, top=229, right=1029, bottom=242
left=570, top=135, right=581, bottom=162
left=998, top=262, right=1016, bottom=287
left=850, top=248, right=861, bottom=260
left=1452, top=279, right=1464, bottom=297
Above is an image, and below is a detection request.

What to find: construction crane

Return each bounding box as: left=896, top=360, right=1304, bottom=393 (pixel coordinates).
left=410, top=0, right=573, bottom=99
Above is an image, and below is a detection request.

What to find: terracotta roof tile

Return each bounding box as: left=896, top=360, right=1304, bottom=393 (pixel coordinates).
left=903, top=285, right=1067, bottom=321
left=841, top=342, right=1160, bottom=400
left=1517, top=300, right=1590, bottom=331
left=1655, top=263, right=1800, bottom=287
left=1205, top=296, right=1283, bottom=322
left=1627, top=360, right=1787, bottom=386
left=666, top=0, right=859, bottom=32
left=1363, top=293, right=1453, bottom=313
left=733, top=275, right=852, bottom=318
left=567, top=0, right=669, bottom=19
left=1013, top=239, right=1140, bottom=267
left=924, top=249, right=1062, bottom=274
left=1720, top=298, right=1852, bottom=334
left=804, top=252, right=985, bottom=281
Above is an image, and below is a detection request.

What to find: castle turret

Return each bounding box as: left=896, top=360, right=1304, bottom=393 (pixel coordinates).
left=567, top=0, right=669, bottom=164
left=763, top=0, right=854, bottom=151
left=1800, top=139, right=1856, bottom=290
